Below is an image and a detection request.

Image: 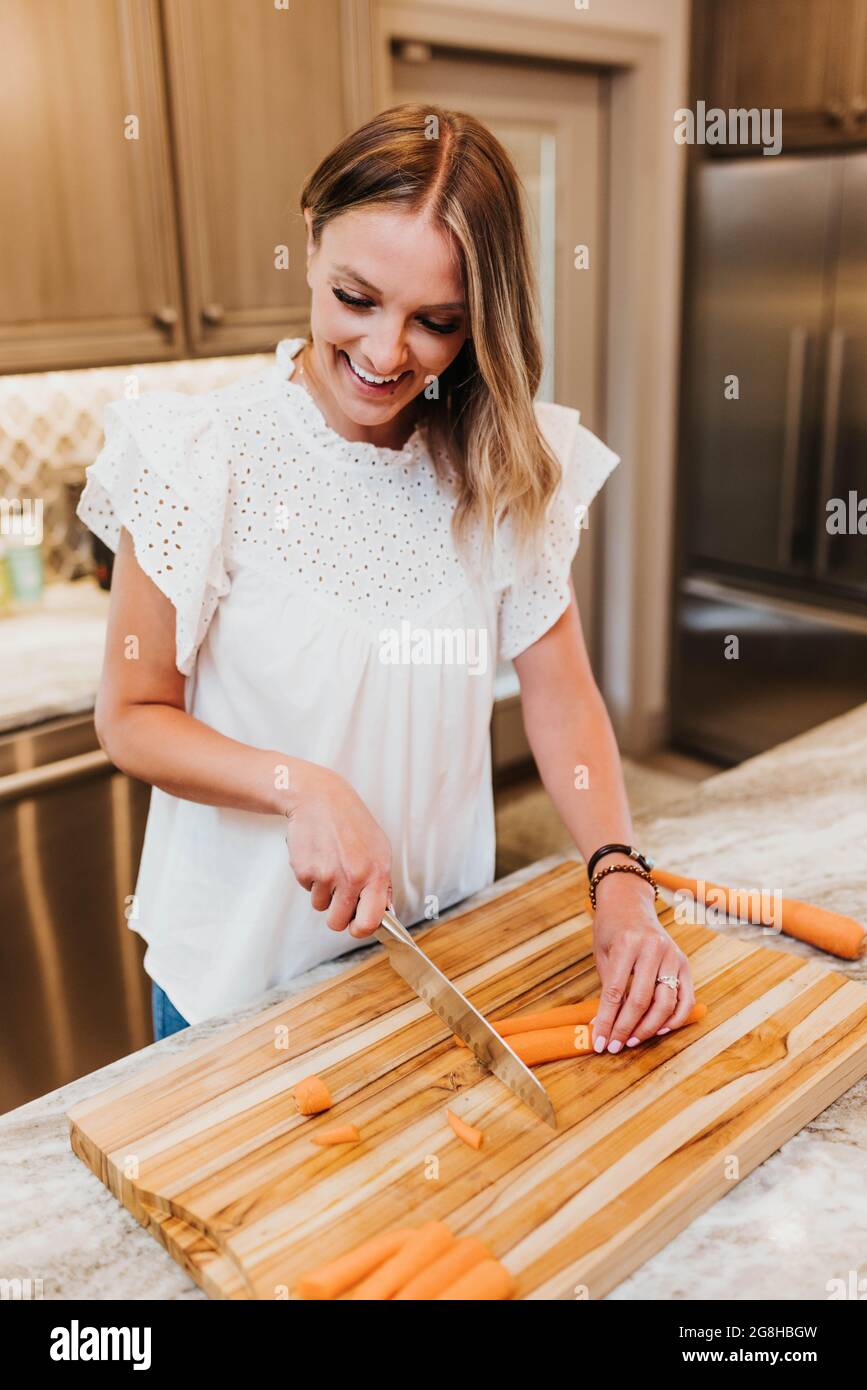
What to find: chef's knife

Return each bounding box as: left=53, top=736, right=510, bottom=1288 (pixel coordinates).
left=375, top=908, right=557, bottom=1129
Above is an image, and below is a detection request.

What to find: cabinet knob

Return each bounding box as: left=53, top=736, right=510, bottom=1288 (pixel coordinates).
left=153, top=305, right=178, bottom=330
left=201, top=303, right=225, bottom=326
left=851, top=95, right=867, bottom=123
left=825, top=100, right=847, bottom=126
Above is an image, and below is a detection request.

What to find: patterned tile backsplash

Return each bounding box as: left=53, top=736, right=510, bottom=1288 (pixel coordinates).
left=0, top=349, right=276, bottom=581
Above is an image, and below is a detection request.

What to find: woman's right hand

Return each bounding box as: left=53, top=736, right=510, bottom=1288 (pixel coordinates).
left=284, top=762, right=393, bottom=939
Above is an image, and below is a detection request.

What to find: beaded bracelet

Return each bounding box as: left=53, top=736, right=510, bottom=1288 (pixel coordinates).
left=589, top=862, right=658, bottom=910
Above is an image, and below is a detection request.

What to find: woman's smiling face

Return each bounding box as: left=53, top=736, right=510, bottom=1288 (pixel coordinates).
left=303, top=206, right=469, bottom=444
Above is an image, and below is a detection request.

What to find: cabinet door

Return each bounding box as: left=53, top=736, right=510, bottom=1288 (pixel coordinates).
left=162, top=0, right=356, bottom=356
left=0, top=0, right=184, bottom=371
left=700, top=0, right=856, bottom=150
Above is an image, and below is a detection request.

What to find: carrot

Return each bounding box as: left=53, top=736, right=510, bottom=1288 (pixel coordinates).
left=349, top=1220, right=454, bottom=1300
left=394, top=1236, right=490, bottom=1300
left=507, top=1023, right=593, bottom=1066
left=455, top=998, right=707, bottom=1045
left=446, top=1109, right=484, bottom=1150
left=294, top=1227, right=411, bottom=1300
left=311, top=1123, right=360, bottom=1147
left=436, top=1257, right=514, bottom=1301
left=653, top=866, right=866, bottom=961
left=294, top=1075, right=332, bottom=1115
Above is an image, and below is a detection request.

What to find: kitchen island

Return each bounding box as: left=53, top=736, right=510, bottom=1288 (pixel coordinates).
left=2, top=703, right=866, bottom=1301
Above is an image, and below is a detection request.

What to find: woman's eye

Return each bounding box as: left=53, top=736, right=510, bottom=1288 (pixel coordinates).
left=332, top=286, right=460, bottom=335
left=421, top=318, right=460, bottom=335
left=333, top=288, right=372, bottom=310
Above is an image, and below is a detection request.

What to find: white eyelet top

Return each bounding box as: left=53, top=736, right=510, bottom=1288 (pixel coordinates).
left=77, top=337, right=619, bottom=1023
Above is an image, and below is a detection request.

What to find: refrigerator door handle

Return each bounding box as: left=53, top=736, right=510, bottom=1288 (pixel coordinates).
left=815, top=328, right=847, bottom=577
left=777, top=326, right=810, bottom=567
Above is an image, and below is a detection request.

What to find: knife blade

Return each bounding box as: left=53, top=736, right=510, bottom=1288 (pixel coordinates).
left=375, top=909, right=557, bottom=1129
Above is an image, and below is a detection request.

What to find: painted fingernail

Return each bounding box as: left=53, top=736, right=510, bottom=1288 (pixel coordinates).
left=594, top=1036, right=607, bottom=1053
left=607, top=1039, right=622, bottom=1054
left=657, top=1027, right=671, bottom=1035
left=626, top=1036, right=640, bottom=1047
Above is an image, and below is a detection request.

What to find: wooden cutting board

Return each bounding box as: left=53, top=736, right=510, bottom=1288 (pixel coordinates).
left=68, top=861, right=867, bottom=1300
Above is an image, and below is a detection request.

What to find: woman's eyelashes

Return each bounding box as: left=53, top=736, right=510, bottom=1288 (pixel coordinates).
left=331, top=286, right=460, bottom=335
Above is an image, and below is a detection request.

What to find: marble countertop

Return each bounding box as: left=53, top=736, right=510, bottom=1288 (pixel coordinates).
left=0, top=578, right=109, bottom=732
left=2, top=703, right=866, bottom=1301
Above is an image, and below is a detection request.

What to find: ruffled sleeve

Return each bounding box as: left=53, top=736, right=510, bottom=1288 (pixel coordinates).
left=496, top=400, right=619, bottom=662
left=76, top=390, right=231, bottom=676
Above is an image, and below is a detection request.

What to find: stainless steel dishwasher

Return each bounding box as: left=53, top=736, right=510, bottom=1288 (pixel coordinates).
left=0, top=713, right=152, bottom=1113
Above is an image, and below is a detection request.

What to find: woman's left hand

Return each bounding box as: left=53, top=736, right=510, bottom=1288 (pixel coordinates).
left=590, top=877, right=696, bottom=1054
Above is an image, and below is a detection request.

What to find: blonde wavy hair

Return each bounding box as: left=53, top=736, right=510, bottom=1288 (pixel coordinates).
left=299, top=103, right=562, bottom=576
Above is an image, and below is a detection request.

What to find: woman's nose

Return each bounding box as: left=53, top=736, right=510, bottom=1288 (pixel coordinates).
left=361, top=333, right=409, bottom=377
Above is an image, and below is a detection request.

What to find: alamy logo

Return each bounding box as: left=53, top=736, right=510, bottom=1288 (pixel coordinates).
left=0, top=496, right=43, bottom=544
left=378, top=621, right=488, bottom=675
left=49, top=1320, right=152, bottom=1370
left=0, top=1276, right=43, bottom=1299
left=674, top=102, right=782, bottom=157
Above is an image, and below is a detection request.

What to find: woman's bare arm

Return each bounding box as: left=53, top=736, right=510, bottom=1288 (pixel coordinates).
left=95, top=528, right=301, bottom=815
left=94, top=528, right=393, bottom=935
left=513, top=578, right=695, bottom=1049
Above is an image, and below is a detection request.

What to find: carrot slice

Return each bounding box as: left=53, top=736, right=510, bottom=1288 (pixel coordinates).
left=295, top=1228, right=411, bottom=1300
left=294, top=1075, right=332, bottom=1115
left=395, top=1236, right=490, bottom=1300
left=653, top=866, right=866, bottom=961
left=436, top=1257, right=514, bottom=1300
left=349, top=1220, right=454, bottom=1300
left=507, top=1024, right=594, bottom=1065
left=446, top=1109, right=483, bottom=1150
left=311, top=1123, right=360, bottom=1146
left=454, top=998, right=707, bottom=1046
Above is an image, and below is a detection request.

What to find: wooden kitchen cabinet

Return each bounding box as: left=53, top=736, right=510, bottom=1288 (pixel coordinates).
left=0, top=0, right=368, bottom=371
left=0, top=0, right=185, bottom=372
left=694, top=0, right=867, bottom=152
left=162, top=0, right=355, bottom=356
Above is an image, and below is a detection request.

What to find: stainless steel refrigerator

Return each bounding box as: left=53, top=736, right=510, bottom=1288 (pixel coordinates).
left=673, top=151, right=867, bottom=763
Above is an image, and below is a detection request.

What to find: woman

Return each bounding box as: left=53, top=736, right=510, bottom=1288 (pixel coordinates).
left=79, top=103, right=695, bottom=1049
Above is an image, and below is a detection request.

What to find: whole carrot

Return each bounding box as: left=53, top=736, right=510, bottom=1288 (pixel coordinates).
left=507, top=1024, right=594, bottom=1065
left=349, top=1220, right=454, bottom=1300
left=653, top=866, right=866, bottom=961
left=395, top=1236, right=490, bottom=1300
left=454, top=999, right=706, bottom=1046
left=294, top=1227, right=411, bottom=1300
left=436, top=1257, right=514, bottom=1300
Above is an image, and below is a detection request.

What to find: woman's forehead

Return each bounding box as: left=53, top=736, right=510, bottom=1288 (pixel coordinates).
left=321, top=208, right=465, bottom=300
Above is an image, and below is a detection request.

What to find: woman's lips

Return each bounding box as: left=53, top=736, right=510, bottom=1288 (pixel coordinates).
left=338, top=348, right=411, bottom=397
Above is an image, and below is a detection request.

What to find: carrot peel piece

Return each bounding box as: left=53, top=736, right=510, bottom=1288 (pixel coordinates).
left=311, top=1123, right=360, bottom=1147
left=446, top=1108, right=484, bottom=1150
left=294, top=1075, right=332, bottom=1115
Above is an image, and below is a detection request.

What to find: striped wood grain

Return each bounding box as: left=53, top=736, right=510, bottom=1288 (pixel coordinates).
left=68, top=862, right=867, bottom=1299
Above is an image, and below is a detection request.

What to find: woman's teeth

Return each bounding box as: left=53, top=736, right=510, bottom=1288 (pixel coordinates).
left=342, top=351, right=406, bottom=387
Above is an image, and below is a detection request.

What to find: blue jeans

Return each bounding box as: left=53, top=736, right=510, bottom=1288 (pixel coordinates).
left=151, top=980, right=190, bottom=1040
